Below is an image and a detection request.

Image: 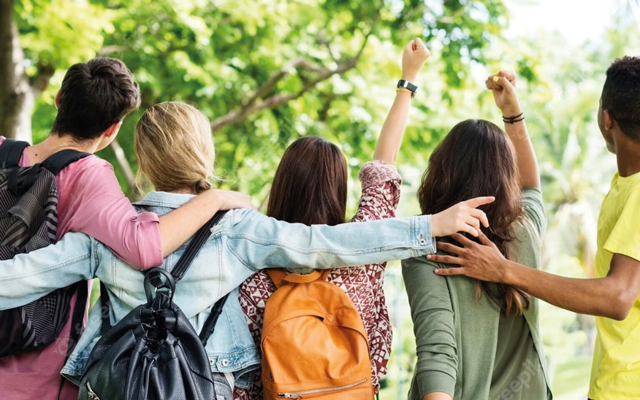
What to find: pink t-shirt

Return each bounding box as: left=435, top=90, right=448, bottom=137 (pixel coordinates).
left=0, top=137, right=163, bottom=400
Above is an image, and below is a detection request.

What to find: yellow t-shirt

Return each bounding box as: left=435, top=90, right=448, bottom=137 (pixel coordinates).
left=589, top=172, right=640, bottom=400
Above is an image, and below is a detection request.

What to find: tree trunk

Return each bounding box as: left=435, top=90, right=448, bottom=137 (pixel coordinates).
left=0, top=0, right=53, bottom=142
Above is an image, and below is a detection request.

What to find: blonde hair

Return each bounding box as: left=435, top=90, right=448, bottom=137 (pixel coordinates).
left=135, top=101, right=215, bottom=194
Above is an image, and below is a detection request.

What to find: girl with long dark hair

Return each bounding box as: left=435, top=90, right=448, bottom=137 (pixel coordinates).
left=235, top=39, right=470, bottom=399
left=403, top=72, right=552, bottom=400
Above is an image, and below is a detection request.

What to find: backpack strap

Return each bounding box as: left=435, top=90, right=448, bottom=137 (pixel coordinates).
left=66, top=281, right=88, bottom=357
left=0, top=139, right=30, bottom=169
left=198, top=293, right=229, bottom=346
left=41, top=149, right=91, bottom=176
left=99, top=210, right=229, bottom=334
left=57, top=281, right=89, bottom=400
left=266, top=269, right=331, bottom=289
left=99, top=281, right=111, bottom=335
left=170, top=211, right=228, bottom=281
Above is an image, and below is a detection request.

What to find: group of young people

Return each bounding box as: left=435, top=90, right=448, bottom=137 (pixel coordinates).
left=0, top=37, right=637, bottom=400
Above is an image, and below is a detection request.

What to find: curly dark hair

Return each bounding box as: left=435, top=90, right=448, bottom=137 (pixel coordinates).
left=602, top=56, right=640, bottom=141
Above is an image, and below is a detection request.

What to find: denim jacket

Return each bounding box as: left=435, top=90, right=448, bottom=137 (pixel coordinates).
left=0, top=191, right=437, bottom=389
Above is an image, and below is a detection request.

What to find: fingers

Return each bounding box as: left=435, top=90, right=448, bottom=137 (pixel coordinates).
left=465, top=196, right=495, bottom=208
left=450, top=232, right=475, bottom=247
left=404, top=40, right=414, bottom=53
left=465, top=216, right=481, bottom=235
left=497, top=70, right=517, bottom=84
left=427, top=253, right=464, bottom=265
left=470, top=208, right=489, bottom=228
left=477, top=230, right=495, bottom=247
left=436, top=241, right=465, bottom=255
left=434, top=267, right=468, bottom=276
left=406, top=38, right=430, bottom=58
left=486, top=71, right=516, bottom=90
left=457, top=222, right=478, bottom=237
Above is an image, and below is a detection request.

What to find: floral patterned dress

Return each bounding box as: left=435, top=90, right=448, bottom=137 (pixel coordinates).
left=234, top=160, right=402, bottom=399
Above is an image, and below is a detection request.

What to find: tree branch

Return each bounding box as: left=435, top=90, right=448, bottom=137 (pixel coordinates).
left=210, top=29, right=373, bottom=133
left=109, top=139, right=140, bottom=197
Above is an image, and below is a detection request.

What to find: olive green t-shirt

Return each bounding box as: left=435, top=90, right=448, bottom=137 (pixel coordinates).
left=402, top=188, right=552, bottom=400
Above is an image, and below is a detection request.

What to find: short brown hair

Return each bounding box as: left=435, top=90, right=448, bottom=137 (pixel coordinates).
left=52, top=57, right=141, bottom=140
left=418, top=119, right=530, bottom=316
left=267, top=136, right=347, bottom=226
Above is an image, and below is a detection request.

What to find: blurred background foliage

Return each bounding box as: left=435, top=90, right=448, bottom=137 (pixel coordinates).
left=3, top=0, right=640, bottom=398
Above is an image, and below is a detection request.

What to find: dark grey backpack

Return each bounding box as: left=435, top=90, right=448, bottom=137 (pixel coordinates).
left=0, top=139, right=89, bottom=358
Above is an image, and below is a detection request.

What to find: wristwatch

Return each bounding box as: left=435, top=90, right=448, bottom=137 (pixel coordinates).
left=397, top=79, right=418, bottom=97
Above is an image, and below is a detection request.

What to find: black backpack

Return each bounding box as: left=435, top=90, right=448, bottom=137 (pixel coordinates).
left=79, top=211, right=230, bottom=400
left=0, top=139, right=89, bottom=358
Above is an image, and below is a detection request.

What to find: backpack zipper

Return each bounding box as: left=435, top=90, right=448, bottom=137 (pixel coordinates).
left=277, top=378, right=367, bottom=398
left=86, top=382, right=101, bottom=400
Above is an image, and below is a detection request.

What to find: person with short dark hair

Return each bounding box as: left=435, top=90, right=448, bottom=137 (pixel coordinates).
left=51, top=58, right=141, bottom=140
left=430, top=56, right=640, bottom=400
left=0, top=57, right=253, bottom=400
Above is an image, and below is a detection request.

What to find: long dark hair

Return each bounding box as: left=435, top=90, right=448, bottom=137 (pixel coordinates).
left=267, top=136, right=347, bottom=226
left=418, top=119, right=530, bottom=316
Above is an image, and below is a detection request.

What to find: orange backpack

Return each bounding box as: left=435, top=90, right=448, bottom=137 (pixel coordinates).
left=261, top=269, right=374, bottom=399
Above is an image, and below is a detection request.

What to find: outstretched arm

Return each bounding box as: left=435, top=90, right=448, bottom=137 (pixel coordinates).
left=486, top=71, right=540, bottom=189
left=431, top=233, right=640, bottom=320
left=373, top=38, right=429, bottom=164
left=229, top=197, right=494, bottom=272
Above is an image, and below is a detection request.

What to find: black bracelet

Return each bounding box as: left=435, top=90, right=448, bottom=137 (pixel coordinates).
left=502, top=112, right=524, bottom=124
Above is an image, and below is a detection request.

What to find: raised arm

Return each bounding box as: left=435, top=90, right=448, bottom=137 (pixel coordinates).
left=486, top=71, right=540, bottom=189
left=373, top=38, right=429, bottom=164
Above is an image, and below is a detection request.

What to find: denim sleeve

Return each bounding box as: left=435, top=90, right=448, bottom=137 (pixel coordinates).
left=223, top=209, right=437, bottom=271
left=0, top=232, right=96, bottom=310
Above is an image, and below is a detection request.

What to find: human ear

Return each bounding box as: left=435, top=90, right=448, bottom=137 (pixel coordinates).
left=105, top=121, right=123, bottom=138
left=603, top=109, right=614, bottom=131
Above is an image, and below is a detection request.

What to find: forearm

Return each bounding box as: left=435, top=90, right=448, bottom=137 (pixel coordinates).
left=232, top=211, right=438, bottom=271
left=373, top=91, right=412, bottom=164
left=501, top=260, right=628, bottom=319
left=158, top=190, right=222, bottom=257
left=501, top=104, right=540, bottom=189
left=0, top=233, right=95, bottom=309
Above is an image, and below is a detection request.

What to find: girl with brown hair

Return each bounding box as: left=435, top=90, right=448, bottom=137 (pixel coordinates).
left=402, top=71, right=552, bottom=400
left=236, top=38, right=447, bottom=398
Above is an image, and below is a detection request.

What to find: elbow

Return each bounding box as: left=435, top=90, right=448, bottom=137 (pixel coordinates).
left=604, top=293, right=635, bottom=321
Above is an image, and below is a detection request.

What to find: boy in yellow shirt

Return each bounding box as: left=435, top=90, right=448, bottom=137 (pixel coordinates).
left=430, top=56, right=640, bottom=400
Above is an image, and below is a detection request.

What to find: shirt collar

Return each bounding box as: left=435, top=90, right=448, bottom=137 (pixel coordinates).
left=134, top=191, right=197, bottom=209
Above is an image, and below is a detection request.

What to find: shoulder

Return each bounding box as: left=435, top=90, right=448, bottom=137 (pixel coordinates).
left=56, top=155, right=116, bottom=187
left=63, top=155, right=113, bottom=173
left=518, top=187, right=547, bottom=238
